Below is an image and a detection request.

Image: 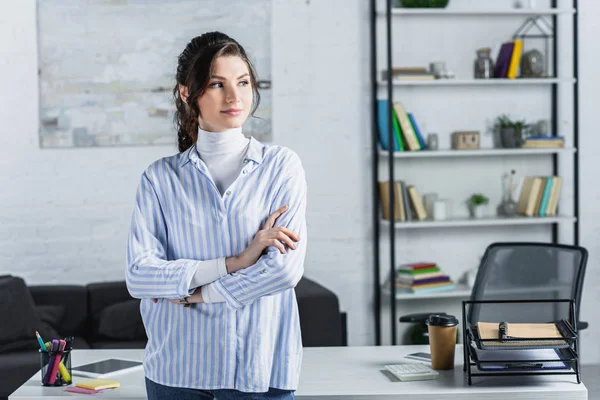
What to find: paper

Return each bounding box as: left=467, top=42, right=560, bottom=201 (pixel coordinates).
left=66, top=386, right=111, bottom=394
left=473, top=347, right=568, bottom=371
left=75, top=378, right=120, bottom=390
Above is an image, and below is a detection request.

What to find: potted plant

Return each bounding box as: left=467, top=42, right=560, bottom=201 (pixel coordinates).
left=468, top=193, right=489, bottom=218
left=494, top=114, right=529, bottom=148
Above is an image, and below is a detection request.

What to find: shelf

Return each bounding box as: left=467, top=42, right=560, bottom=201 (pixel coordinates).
left=379, top=147, right=576, bottom=158
left=381, top=8, right=575, bottom=16
left=377, top=78, right=575, bottom=86
left=383, top=282, right=571, bottom=301
left=381, top=215, right=576, bottom=229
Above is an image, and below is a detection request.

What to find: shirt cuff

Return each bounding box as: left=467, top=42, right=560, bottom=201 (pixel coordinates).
left=201, top=282, right=227, bottom=304
left=190, top=257, right=227, bottom=288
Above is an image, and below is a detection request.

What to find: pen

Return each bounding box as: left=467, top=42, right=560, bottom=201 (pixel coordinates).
left=498, top=321, right=508, bottom=340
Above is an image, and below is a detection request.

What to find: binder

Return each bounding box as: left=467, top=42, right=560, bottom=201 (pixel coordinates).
left=475, top=321, right=569, bottom=349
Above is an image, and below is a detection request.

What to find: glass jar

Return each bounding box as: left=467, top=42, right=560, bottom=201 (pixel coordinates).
left=474, top=47, right=494, bottom=79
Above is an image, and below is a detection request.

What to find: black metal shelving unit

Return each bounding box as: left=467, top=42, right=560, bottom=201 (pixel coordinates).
left=370, top=0, right=580, bottom=346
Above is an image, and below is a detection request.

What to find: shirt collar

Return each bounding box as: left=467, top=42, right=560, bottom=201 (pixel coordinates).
left=178, top=145, right=195, bottom=168
left=244, top=136, right=265, bottom=165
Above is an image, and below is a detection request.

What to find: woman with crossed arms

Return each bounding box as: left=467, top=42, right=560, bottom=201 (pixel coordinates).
left=125, top=31, right=307, bottom=399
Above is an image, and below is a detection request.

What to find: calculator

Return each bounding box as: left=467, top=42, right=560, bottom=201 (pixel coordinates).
left=384, top=363, right=439, bottom=381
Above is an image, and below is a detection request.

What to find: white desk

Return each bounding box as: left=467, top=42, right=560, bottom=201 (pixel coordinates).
left=9, top=345, right=587, bottom=400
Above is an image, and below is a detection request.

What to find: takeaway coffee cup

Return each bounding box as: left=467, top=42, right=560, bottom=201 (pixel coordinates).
left=426, top=314, right=459, bottom=370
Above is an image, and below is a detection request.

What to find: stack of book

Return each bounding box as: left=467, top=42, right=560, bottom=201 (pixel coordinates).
left=376, top=99, right=427, bottom=152
left=385, top=262, right=455, bottom=294
left=522, top=135, right=565, bottom=148
left=379, top=180, right=427, bottom=221
left=381, top=67, right=436, bottom=81
left=517, top=176, right=562, bottom=217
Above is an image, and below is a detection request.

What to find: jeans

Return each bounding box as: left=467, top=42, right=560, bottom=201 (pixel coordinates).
left=145, top=377, right=296, bottom=400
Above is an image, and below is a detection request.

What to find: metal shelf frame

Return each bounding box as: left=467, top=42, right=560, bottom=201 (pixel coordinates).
left=370, top=0, right=580, bottom=346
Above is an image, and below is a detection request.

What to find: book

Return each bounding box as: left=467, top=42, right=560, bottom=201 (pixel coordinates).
left=397, top=283, right=456, bottom=294
left=393, top=102, right=421, bottom=151
left=397, top=271, right=445, bottom=284
left=75, top=378, right=120, bottom=390
left=407, top=185, right=427, bottom=220
left=379, top=181, right=401, bottom=221
left=507, top=39, right=523, bottom=79
left=494, top=41, right=515, bottom=78
left=397, top=262, right=437, bottom=270
left=407, top=113, right=427, bottom=149
left=376, top=99, right=400, bottom=151
left=397, top=267, right=440, bottom=275
left=399, top=180, right=412, bottom=221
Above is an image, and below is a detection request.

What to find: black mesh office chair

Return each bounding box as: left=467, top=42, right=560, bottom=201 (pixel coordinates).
left=467, top=242, right=588, bottom=332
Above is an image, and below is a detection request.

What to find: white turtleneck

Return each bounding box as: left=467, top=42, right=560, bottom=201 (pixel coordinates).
left=189, top=126, right=250, bottom=303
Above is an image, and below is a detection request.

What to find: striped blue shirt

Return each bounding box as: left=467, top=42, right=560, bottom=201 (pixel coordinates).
left=125, top=136, right=307, bottom=392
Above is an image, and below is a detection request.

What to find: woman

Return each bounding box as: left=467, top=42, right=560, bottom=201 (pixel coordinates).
left=125, top=31, right=307, bottom=399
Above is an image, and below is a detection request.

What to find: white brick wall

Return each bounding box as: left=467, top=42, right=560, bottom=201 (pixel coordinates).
left=1, top=0, right=599, bottom=360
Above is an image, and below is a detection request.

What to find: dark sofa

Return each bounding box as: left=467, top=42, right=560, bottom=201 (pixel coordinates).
left=0, top=276, right=346, bottom=399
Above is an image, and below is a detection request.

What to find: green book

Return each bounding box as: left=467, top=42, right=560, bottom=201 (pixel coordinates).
left=397, top=267, right=440, bottom=275
left=392, top=108, right=405, bottom=151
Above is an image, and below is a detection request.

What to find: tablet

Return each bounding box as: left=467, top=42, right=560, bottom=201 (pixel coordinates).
left=71, top=358, right=144, bottom=378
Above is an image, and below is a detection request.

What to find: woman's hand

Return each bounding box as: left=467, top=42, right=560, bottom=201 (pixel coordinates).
left=226, top=205, right=300, bottom=273
left=151, top=205, right=299, bottom=304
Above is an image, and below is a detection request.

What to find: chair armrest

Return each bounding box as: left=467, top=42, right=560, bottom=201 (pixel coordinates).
left=399, top=312, right=447, bottom=324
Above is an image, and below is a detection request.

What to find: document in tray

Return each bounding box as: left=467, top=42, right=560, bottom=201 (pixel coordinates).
left=473, top=348, right=568, bottom=371
left=476, top=322, right=567, bottom=348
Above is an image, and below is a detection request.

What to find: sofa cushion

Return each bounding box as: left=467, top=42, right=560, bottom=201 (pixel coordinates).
left=29, top=285, right=88, bottom=337
left=0, top=276, right=59, bottom=353
left=96, top=300, right=146, bottom=341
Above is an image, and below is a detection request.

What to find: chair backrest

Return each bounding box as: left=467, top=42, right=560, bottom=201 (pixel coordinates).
left=467, top=242, right=588, bottom=331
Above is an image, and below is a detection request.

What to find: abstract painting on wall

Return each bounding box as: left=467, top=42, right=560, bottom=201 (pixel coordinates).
left=37, top=0, right=272, bottom=148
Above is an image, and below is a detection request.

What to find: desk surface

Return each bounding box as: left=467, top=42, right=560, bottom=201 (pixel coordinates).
left=9, top=345, right=587, bottom=400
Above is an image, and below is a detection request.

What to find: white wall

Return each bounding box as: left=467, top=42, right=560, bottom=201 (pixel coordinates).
left=1, top=0, right=599, bottom=362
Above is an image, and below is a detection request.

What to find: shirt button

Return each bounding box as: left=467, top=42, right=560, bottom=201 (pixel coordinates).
left=242, top=170, right=247, bottom=175
left=261, top=268, right=267, bottom=274
left=226, top=190, right=231, bottom=196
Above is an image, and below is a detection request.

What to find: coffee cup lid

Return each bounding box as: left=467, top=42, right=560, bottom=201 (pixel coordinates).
left=426, top=314, right=459, bottom=327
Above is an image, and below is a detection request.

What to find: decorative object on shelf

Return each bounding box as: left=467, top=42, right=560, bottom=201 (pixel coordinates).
left=474, top=47, right=495, bottom=79
left=426, top=133, right=439, bottom=150
left=513, top=16, right=553, bottom=78
left=397, top=0, right=449, bottom=8
left=467, top=193, right=489, bottom=219
left=423, top=193, right=439, bottom=218
left=429, top=61, right=446, bottom=78
left=494, top=114, right=529, bottom=148
left=536, top=119, right=549, bottom=136
left=433, top=199, right=449, bottom=220
left=451, top=131, right=480, bottom=150
left=499, top=169, right=518, bottom=217
left=521, top=49, right=545, bottom=77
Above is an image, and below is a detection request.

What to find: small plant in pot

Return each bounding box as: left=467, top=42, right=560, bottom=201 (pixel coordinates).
left=468, top=193, right=489, bottom=218
left=494, top=114, right=529, bottom=148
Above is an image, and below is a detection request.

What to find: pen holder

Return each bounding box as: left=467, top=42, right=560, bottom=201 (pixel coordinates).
left=39, top=349, right=72, bottom=386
